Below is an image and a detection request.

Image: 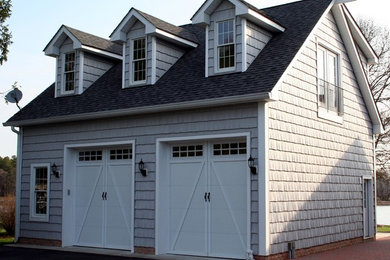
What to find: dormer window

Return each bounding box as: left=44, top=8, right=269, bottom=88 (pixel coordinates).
left=64, top=52, right=75, bottom=93
left=217, top=19, right=235, bottom=71
left=132, top=38, right=146, bottom=83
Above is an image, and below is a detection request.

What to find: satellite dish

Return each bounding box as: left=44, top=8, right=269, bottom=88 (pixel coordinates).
left=5, top=88, right=23, bottom=109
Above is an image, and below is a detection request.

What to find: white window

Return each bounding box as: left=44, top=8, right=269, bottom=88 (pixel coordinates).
left=132, top=38, right=146, bottom=83
left=217, top=20, right=235, bottom=71
left=317, top=45, right=343, bottom=117
left=30, top=163, right=50, bottom=222
left=63, top=52, right=75, bottom=93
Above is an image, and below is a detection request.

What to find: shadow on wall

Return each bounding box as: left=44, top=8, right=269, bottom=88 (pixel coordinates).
left=269, top=138, right=373, bottom=256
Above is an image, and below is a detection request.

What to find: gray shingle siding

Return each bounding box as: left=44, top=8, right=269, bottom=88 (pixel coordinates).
left=20, top=103, right=259, bottom=249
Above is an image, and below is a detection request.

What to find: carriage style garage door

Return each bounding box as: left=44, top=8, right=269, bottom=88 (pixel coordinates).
left=73, top=147, right=133, bottom=250
left=168, top=140, right=248, bottom=259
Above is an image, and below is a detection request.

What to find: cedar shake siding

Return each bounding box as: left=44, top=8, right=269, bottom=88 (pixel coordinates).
left=19, top=104, right=259, bottom=250
left=267, top=11, right=374, bottom=254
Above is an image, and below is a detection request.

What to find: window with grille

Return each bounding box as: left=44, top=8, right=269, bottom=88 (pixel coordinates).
left=172, top=145, right=203, bottom=158
left=217, top=20, right=235, bottom=70
left=317, top=45, right=343, bottom=116
left=132, top=38, right=146, bottom=82
left=79, top=150, right=103, bottom=161
left=64, top=52, right=75, bottom=92
left=110, top=148, right=132, bottom=160
left=213, top=142, right=246, bottom=156
left=30, top=164, right=50, bottom=221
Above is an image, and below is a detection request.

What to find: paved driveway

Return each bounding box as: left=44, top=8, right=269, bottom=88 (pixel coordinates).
left=299, top=233, right=390, bottom=260
left=0, top=246, right=146, bottom=260
left=1, top=234, right=390, bottom=260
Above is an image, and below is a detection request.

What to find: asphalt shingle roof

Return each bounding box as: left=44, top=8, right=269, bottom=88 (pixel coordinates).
left=135, top=9, right=199, bottom=44
left=64, top=25, right=123, bottom=55
left=5, top=0, right=333, bottom=126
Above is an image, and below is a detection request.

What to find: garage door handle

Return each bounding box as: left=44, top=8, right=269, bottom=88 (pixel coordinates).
left=102, top=192, right=104, bottom=200
left=207, top=192, right=210, bottom=202
left=204, top=192, right=207, bottom=202
left=104, top=192, right=107, bottom=200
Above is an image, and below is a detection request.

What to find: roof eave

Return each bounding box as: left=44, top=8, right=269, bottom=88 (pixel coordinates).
left=3, top=92, right=273, bottom=127
left=333, top=4, right=383, bottom=134
left=191, top=0, right=284, bottom=32
left=342, top=4, right=379, bottom=64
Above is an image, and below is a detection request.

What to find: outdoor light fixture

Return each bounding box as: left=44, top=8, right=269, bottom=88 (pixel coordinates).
left=52, top=163, right=60, bottom=178
left=248, top=156, right=257, bottom=175
left=139, top=159, right=148, bottom=177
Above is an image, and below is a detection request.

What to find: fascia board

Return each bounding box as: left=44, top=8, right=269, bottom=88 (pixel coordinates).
left=81, top=45, right=123, bottom=60
left=3, top=92, right=272, bottom=127
left=332, top=4, right=383, bottom=134
left=154, top=29, right=198, bottom=48
left=110, top=10, right=156, bottom=42
left=191, top=0, right=284, bottom=32
left=342, top=5, right=378, bottom=64
left=44, top=26, right=82, bottom=56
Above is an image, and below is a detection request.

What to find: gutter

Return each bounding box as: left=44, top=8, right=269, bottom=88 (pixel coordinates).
left=11, top=126, right=22, bottom=243
left=4, top=92, right=274, bottom=127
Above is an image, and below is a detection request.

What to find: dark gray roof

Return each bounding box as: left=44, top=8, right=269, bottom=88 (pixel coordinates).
left=135, top=9, right=199, bottom=44
left=64, top=25, right=123, bottom=55
left=6, top=0, right=332, bottom=126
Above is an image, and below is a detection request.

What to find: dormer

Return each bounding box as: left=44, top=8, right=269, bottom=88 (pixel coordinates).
left=44, top=25, right=122, bottom=97
left=191, top=0, right=285, bottom=77
left=110, top=8, right=199, bottom=88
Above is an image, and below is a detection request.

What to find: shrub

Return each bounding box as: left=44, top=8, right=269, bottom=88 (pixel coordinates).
left=0, top=196, right=15, bottom=236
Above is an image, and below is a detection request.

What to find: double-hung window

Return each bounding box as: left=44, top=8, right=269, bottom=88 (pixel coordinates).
left=217, top=20, right=235, bottom=70
left=317, top=45, right=343, bottom=117
left=132, top=38, right=146, bottom=83
left=30, top=164, right=50, bottom=222
left=64, top=52, right=75, bottom=93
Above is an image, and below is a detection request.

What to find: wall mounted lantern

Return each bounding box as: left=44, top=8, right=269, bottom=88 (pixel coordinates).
left=139, top=159, right=148, bottom=177
left=248, top=156, right=257, bottom=175
left=52, top=163, right=60, bottom=178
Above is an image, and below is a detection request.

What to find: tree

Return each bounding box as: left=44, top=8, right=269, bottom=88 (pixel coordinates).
left=0, top=0, right=12, bottom=65
left=0, top=156, right=16, bottom=196
left=359, top=19, right=390, bottom=199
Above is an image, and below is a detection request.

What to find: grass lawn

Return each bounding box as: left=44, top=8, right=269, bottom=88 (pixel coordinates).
left=0, top=237, right=14, bottom=245
left=0, top=227, right=6, bottom=235
left=377, top=225, right=390, bottom=233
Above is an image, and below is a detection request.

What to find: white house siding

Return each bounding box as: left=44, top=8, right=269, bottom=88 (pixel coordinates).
left=155, top=39, right=185, bottom=81
left=246, top=21, right=272, bottom=68
left=56, top=37, right=80, bottom=96
left=208, top=0, right=243, bottom=76
left=83, top=52, right=115, bottom=91
left=267, top=11, right=374, bottom=254
left=19, top=104, right=259, bottom=251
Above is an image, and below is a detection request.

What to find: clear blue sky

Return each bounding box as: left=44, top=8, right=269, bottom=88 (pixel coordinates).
left=0, top=0, right=388, bottom=157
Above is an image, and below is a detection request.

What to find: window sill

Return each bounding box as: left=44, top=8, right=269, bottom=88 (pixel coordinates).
left=29, top=215, right=49, bottom=222
left=318, top=107, right=343, bottom=124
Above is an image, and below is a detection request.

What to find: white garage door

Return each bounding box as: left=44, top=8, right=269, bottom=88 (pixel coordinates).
left=168, top=141, right=248, bottom=259
left=74, top=147, right=133, bottom=250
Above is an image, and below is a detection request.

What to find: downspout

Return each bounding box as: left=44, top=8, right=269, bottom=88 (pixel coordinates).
left=11, top=126, right=22, bottom=242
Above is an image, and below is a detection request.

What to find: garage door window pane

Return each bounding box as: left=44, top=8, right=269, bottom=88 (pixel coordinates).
left=110, top=148, right=133, bottom=160
left=213, top=142, right=246, bottom=155
left=79, top=150, right=103, bottom=161
left=172, top=145, right=203, bottom=158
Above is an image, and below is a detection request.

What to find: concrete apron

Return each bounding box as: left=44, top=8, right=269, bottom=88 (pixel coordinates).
left=5, top=244, right=222, bottom=260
